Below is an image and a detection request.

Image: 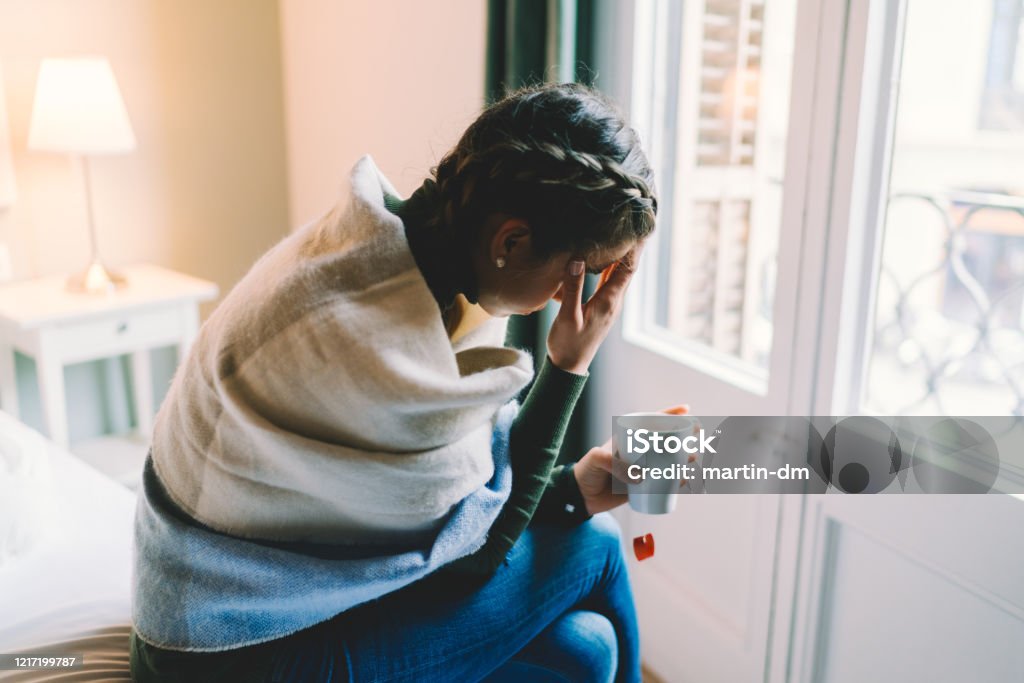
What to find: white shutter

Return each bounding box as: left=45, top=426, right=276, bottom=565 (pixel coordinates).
left=669, top=0, right=774, bottom=366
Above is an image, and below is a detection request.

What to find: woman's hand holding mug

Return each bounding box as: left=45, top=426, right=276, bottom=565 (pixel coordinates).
left=574, top=404, right=692, bottom=516
left=547, top=244, right=643, bottom=375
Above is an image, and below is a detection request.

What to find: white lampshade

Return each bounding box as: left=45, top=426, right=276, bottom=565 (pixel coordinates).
left=27, top=57, right=136, bottom=154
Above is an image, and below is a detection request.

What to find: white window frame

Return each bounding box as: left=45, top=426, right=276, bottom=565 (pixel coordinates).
left=600, top=0, right=904, bottom=417
left=623, top=0, right=775, bottom=397
left=796, top=0, right=907, bottom=417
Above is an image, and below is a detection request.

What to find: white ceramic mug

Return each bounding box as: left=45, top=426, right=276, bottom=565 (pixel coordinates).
left=613, top=412, right=702, bottom=514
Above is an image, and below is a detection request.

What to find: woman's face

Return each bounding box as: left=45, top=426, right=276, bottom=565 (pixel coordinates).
left=473, top=216, right=638, bottom=317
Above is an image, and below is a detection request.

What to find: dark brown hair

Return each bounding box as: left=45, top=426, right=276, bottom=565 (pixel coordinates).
left=424, top=82, right=658, bottom=260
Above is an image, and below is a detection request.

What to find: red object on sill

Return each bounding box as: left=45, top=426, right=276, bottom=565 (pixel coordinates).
left=633, top=533, right=655, bottom=561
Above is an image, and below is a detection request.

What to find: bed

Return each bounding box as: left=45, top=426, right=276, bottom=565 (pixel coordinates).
left=0, top=412, right=135, bottom=681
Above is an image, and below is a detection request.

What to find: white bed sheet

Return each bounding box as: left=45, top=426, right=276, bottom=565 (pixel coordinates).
left=0, top=433, right=136, bottom=681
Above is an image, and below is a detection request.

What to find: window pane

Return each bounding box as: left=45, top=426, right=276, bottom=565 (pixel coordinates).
left=865, top=0, right=1024, bottom=415
left=644, top=0, right=798, bottom=374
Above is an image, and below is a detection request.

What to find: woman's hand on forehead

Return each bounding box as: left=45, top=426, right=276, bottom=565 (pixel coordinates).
left=595, top=244, right=640, bottom=287
left=546, top=242, right=645, bottom=374
left=582, top=240, right=640, bottom=277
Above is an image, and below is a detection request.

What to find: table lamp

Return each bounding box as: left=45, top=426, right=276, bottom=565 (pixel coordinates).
left=27, top=57, right=136, bottom=294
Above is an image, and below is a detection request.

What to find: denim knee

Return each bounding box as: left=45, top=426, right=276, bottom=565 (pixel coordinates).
left=585, top=511, right=623, bottom=544
left=553, top=610, right=618, bottom=683
left=574, top=513, right=626, bottom=577
left=485, top=610, right=618, bottom=683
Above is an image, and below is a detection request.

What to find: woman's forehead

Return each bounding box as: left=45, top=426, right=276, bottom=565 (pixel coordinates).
left=586, top=240, right=637, bottom=269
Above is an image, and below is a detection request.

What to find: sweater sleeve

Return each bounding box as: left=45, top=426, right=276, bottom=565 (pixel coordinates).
left=531, top=463, right=594, bottom=525
left=437, top=355, right=588, bottom=578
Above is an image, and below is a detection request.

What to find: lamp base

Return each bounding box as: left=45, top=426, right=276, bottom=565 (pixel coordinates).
left=67, top=260, right=127, bottom=294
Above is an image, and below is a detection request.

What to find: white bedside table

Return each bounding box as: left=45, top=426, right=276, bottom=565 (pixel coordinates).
left=0, top=263, right=218, bottom=450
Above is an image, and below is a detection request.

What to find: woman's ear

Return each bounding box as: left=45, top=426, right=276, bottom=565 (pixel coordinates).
left=491, top=218, right=533, bottom=266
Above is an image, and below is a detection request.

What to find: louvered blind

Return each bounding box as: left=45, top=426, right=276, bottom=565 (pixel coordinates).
left=668, top=0, right=777, bottom=366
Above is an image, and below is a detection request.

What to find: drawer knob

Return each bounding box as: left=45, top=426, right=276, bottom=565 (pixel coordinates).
left=116, top=322, right=129, bottom=334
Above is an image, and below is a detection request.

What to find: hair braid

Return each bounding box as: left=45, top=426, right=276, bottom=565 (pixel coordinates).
left=426, top=82, right=658, bottom=259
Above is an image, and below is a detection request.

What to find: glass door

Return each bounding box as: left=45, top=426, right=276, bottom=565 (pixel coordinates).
left=783, top=3, right=1024, bottom=681
left=861, top=0, right=1024, bottom=416
left=591, top=1, right=1024, bottom=681
left=589, top=1, right=839, bottom=681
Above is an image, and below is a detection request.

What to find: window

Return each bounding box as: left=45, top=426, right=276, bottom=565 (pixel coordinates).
left=865, top=0, right=1024, bottom=415
left=980, top=0, right=1024, bottom=130
left=629, top=0, right=798, bottom=388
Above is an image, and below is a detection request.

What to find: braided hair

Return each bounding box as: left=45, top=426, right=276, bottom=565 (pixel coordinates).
left=421, top=82, right=658, bottom=261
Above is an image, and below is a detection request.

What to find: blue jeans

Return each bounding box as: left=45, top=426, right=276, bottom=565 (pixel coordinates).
left=265, top=513, right=640, bottom=683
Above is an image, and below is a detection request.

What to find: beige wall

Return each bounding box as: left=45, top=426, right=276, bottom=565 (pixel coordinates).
left=0, top=0, right=486, bottom=440
left=1, top=0, right=486, bottom=283
left=278, top=0, right=487, bottom=228
left=0, top=0, right=290, bottom=441
left=0, top=0, right=290, bottom=312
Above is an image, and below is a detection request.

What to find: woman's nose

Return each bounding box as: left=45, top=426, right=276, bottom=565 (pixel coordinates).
left=551, top=284, right=564, bottom=303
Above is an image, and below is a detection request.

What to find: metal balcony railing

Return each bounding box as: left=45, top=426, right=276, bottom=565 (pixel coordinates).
left=868, top=190, right=1024, bottom=415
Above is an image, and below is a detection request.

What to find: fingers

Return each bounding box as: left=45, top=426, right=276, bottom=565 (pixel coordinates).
left=557, top=259, right=586, bottom=323
left=590, top=447, right=698, bottom=493
left=587, top=243, right=645, bottom=311
left=589, top=448, right=637, bottom=485
left=678, top=454, right=699, bottom=489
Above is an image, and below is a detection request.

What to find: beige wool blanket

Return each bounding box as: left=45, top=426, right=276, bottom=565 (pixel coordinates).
left=151, top=154, right=534, bottom=544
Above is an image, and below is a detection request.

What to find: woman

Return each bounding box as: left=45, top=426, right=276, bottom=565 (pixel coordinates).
left=130, top=82, right=678, bottom=682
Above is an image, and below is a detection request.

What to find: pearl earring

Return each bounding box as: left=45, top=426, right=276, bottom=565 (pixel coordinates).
left=495, top=257, right=506, bottom=269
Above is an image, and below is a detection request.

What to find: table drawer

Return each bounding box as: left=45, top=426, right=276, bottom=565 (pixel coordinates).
left=47, top=306, right=185, bottom=363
